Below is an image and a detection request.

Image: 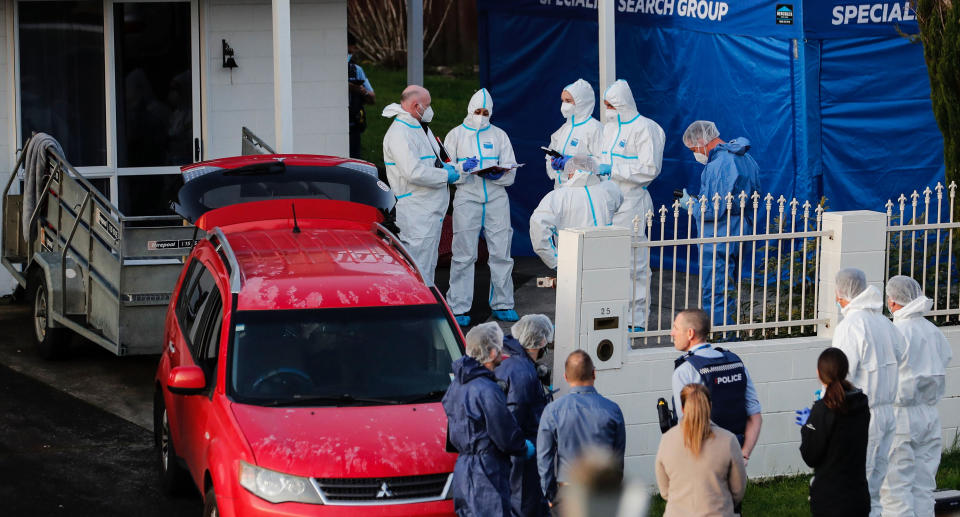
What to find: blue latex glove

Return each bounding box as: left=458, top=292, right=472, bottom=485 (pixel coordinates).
left=462, top=156, right=479, bottom=172
left=550, top=156, right=569, bottom=171
left=524, top=439, right=535, bottom=460
left=679, top=188, right=693, bottom=207
left=596, top=163, right=612, bottom=176
left=795, top=407, right=811, bottom=426
left=443, top=163, right=460, bottom=183
left=485, top=170, right=504, bottom=180
left=814, top=388, right=822, bottom=401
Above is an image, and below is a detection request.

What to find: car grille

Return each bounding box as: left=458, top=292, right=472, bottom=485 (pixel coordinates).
left=314, top=473, right=450, bottom=503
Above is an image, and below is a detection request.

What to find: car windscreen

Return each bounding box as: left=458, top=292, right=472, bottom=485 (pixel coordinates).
left=229, top=304, right=463, bottom=407
left=175, top=163, right=396, bottom=222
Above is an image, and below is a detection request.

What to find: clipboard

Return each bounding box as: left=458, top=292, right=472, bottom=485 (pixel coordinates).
left=473, top=163, right=524, bottom=177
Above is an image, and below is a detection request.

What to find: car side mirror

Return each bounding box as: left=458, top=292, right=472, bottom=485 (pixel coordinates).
left=167, top=365, right=206, bottom=395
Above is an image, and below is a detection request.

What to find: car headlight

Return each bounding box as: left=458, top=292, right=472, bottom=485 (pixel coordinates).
left=238, top=461, right=324, bottom=504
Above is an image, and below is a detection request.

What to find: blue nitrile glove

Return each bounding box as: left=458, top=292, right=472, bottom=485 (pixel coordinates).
left=596, top=163, right=612, bottom=176
left=462, top=156, right=479, bottom=172
left=443, top=163, right=460, bottom=183
left=524, top=439, right=535, bottom=460
left=550, top=156, right=569, bottom=171
left=814, top=388, right=823, bottom=401
left=679, top=188, right=693, bottom=207
left=795, top=407, right=811, bottom=426
left=486, top=170, right=504, bottom=180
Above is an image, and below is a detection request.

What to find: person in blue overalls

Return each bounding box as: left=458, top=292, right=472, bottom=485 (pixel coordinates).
left=678, top=121, right=760, bottom=330
left=495, top=314, right=555, bottom=517
left=669, top=308, right=763, bottom=467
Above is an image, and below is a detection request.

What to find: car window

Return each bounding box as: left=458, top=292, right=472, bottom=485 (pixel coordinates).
left=176, top=259, right=218, bottom=355
left=228, top=304, right=463, bottom=406
left=198, top=297, right=223, bottom=378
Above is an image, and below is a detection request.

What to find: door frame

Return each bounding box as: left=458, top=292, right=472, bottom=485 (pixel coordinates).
left=10, top=0, right=203, bottom=207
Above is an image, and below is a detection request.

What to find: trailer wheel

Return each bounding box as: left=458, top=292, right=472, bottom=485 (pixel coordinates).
left=30, top=272, right=68, bottom=359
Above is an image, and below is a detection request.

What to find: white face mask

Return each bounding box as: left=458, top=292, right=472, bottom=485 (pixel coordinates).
left=693, top=152, right=709, bottom=165
left=418, top=105, right=434, bottom=123
left=604, top=108, right=618, bottom=122
left=560, top=102, right=575, bottom=119
left=470, top=113, right=490, bottom=128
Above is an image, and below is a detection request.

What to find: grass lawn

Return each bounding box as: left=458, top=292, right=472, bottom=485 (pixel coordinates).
left=357, top=65, right=479, bottom=167
left=647, top=448, right=960, bottom=516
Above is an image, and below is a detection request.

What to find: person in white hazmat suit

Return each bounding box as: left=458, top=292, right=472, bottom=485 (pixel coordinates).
left=831, top=268, right=904, bottom=517
left=880, top=275, right=952, bottom=517
left=545, top=79, right=604, bottom=189
left=529, top=155, right=623, bottom=269
left=596, top=79, right=665, bottom=331
left=444, top=88, right=519, bottom=326
left=382, top=85, right=462, bottom=285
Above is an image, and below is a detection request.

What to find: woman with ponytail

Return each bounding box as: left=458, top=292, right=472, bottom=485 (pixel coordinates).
left=799, top=347, right=871, bottom=517
left=655, top=383, right=746, bottom=516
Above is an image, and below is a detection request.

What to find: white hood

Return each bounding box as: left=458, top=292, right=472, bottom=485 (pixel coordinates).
left=564, top=79, right=595, bottom=123
left=462, top=88, right=493, bottom=129
left=603, top=79, right=639, bottom=121
left=893, top=295, right=933, bottom=322
left=842, top=285, right=884, bottom=315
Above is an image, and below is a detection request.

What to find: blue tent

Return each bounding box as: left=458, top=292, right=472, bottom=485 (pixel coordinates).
left=477, top=0, right=944, bottom=255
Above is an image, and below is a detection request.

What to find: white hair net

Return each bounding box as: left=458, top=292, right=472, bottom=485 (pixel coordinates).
left=835, top=268, right=867, bottom=301
left=511, top=314, right=554, bottom=350
left=682, top=120, right=720, bottom=148
left=563, top=154, right=597, bottom=176
left=465, top=322, right=503, bottom=363
left=886, top=275, right=923, bottom=306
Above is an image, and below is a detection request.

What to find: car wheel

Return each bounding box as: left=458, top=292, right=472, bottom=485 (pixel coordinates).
left=30, top=271, right=68, bottom=359
left=203, top=487, right=219, bottom=517
left=155, top=391, right=192, bottom=495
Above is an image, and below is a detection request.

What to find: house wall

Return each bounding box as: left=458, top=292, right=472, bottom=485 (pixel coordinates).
left=203, top=0, right=348, bottom=159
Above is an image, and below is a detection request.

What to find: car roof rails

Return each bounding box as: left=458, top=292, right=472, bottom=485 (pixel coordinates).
left=208, top=228, right=242, bottom=293
left=372, top=222, right=432, bottom=287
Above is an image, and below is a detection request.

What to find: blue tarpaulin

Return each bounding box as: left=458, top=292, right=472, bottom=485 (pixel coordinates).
left=477, top=0, right=944, bottom=256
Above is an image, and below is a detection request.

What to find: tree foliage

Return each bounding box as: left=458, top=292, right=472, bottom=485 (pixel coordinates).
left=348, top=0, right=454, bottom=67
left=916, top=0, right=960, bottom=208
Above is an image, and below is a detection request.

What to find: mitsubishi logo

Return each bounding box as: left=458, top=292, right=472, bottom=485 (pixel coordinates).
left=376, top=482, right=393, bottom=499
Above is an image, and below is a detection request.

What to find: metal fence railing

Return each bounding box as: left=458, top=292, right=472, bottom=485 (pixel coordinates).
left=885, top=182, right=960, bottom=324
left=628, top=191, right=830, bottom=347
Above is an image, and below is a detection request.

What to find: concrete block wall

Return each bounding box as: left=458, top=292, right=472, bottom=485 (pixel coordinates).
left=204, top=0, right=347, bottom=159
left=599, top=329, right=960, bottom=486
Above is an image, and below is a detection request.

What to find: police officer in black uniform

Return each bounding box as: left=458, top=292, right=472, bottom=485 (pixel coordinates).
left=667, top=309, right=763, bottom=466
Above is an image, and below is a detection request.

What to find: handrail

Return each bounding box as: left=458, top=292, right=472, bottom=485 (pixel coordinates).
left=242, top=126, right=276, bottom=155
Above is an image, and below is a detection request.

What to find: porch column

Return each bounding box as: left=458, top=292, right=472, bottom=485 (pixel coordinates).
left=598, top=0, right=615, bottom=122
left=272, top=0, right=294, bottom=153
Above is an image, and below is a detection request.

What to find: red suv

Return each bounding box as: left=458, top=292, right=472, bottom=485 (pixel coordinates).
left=154, top=155, right=462, bottom=516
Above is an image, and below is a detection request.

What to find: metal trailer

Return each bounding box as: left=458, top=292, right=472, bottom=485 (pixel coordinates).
left=1, top=129, right=273, bottom=358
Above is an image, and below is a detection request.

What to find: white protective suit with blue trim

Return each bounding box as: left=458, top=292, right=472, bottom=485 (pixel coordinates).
left=382, top=103, right=450, bottom=285
left=832, top=285, right=904, bottom=517
left=601, top=80, right=665, bottom=329
left=545, top=79, right=603, bottom=189
left=529, top=170, right=623, bottom=269
left=444, top=89, right=517, bottom=315
left=880, top=295, right=953, bottom=517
